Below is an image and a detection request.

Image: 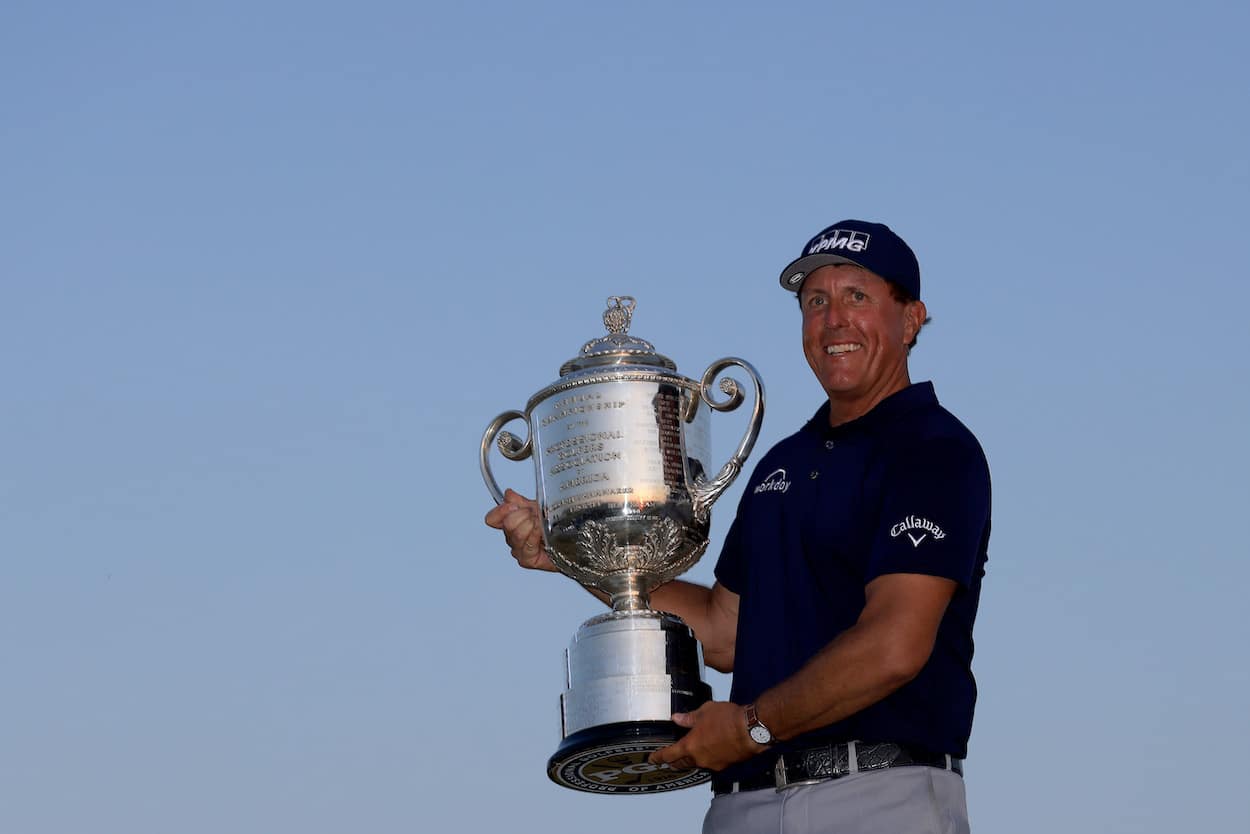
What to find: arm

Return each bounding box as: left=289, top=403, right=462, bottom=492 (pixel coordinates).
left=753, top=435, right=988, bottom=740
left=650, top=571, right=956, bottom=772
left=484, top=490, right=740, bottom=670
left=752, top=572, right=956, bottom=739
left=651, top=580, right=739, bottom=673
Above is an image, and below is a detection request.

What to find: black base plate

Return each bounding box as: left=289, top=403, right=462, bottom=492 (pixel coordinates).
left=547, top=721, right=711, bottom=794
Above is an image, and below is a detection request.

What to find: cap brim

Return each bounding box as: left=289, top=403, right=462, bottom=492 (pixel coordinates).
left=778, top=254, right=866, bottom=290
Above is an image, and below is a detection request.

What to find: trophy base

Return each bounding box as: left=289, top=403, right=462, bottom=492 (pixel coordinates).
left=547, top=721, right=711, bottom=794
left=551, top=610, right=713, bottom=794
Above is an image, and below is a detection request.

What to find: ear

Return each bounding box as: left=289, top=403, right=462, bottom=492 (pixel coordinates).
left=902, top=299, right=927, bottom=345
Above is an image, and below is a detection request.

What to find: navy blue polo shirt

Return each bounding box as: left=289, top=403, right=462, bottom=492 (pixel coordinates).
left=714, top=382, right=991, bottom=769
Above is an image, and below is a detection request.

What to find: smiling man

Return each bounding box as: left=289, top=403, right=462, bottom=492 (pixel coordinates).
left=488, top=219, right=992, bottom=834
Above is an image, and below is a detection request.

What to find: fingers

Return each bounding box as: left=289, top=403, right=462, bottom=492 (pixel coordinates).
left=483, top=503, right=509, bottom=529
left=484, top=489, right=537, bottom=528
left=500, top=504, right=540, bottom=546
left=503, top=488, right=537, bottom=508
left=649, top=712, right=695, bottom=765
left=649, top=743, right=695, bottom=772
left=649, top=702, right=754, bottom=772
left=505, top=514, right=545, bottom=567
left=484, top=490, right=552, bottom=571
left=649, top=739, right=688, bottom=766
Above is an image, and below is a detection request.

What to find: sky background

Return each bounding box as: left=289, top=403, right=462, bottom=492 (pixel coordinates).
left=3, top=1, right=1248, bottom=832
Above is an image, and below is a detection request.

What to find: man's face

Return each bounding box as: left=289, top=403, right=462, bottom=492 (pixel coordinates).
left=799, top=264, right=926, bottom=419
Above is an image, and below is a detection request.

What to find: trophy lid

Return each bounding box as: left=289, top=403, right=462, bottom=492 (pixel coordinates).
left=559, top=296, right=677, bottom=375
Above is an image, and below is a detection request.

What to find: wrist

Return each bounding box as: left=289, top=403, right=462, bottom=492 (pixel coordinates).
left=743, top=702, right=775, bottom=747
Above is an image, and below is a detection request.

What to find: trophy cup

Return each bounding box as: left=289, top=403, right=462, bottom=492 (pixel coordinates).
left=480, top=296, right=764, bottom=794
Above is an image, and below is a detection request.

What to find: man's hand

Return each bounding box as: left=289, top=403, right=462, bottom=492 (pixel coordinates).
left=483, top=489, right=556, bottom=572
left=648, top=701, right=762, bottom=772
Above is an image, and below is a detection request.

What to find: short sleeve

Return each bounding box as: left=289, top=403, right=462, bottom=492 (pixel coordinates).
left=713, top=513, right=746, bottom=595
left=865, top=437, right=990, bottom=587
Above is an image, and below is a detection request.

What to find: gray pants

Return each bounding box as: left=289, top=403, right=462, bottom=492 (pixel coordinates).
left=703, top=767, right=970, bottom=834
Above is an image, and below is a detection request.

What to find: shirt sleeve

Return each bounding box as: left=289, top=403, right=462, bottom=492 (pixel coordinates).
left=865, top=436, right=990, bottom=587
left=713, top=512, right=746, bottom=595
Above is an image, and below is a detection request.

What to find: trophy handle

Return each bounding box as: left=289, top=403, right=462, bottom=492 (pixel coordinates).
left=479, top=409, right=533, bottom=505
left=690, top=357, right=765, bottom=520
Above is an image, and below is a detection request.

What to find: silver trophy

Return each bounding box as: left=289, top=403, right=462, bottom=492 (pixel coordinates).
left=480, top=296, right=764, bottom=794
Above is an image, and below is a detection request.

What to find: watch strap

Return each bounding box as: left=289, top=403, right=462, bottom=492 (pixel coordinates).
left=745, top=702, right=773, bottom=745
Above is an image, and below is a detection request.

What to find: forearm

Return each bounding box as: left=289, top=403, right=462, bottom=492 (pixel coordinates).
left=650, top=580, right=737, bottom=672
left=749, top=573, right=953, bottom=742
left=752, top=621, right=918, bottom=742
left=652, top=621, right=922, bottom=774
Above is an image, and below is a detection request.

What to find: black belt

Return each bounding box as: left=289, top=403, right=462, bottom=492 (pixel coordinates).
left=712, top=741, right=963, bottom=795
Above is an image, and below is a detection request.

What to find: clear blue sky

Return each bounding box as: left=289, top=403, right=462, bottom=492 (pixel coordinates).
left=3, top=2, right=1247, bottom=832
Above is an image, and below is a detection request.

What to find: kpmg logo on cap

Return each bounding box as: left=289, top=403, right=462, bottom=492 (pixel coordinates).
left=807, top=229, right=871, bottom=256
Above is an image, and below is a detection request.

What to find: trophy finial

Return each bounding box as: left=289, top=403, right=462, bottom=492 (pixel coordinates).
left=603, top=296, right=636, bottom=335
left=561, top=295, right=673, bottom=375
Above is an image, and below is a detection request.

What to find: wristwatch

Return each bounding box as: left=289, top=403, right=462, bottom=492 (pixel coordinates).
left=744, top=703, right=774, bottom=745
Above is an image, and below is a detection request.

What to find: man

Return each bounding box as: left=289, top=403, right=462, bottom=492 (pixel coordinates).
left=487, top=220, right=991, bottom=833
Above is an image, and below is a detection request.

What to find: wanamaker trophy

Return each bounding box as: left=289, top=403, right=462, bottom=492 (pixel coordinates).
left=480, top=296, right=764, bottom=794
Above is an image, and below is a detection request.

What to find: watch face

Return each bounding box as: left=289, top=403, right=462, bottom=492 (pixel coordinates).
left=749, top=725, right=771, bottom=744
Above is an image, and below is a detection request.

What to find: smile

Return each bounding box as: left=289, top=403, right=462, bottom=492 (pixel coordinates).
left=825, top=344, right=862, bottom=355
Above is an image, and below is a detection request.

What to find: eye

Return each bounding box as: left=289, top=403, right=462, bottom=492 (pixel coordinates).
left=849, top=289, right=867, bottom=303
left=805, top=294, right=826, bottom=308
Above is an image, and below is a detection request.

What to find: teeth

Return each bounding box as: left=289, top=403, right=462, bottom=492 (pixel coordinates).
left=826, top=344, right=861, bottom=355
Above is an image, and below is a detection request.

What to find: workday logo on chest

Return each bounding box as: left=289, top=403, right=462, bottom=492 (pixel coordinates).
left=754, top=468, right=791, bottom=495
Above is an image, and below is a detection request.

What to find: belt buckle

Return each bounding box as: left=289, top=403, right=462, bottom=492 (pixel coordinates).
left=773, top=756, right=788, bottom=791
left=773, top=753, right=828, bottom=793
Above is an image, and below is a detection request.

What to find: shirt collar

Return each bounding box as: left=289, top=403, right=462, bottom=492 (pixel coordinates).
left=804, top=381, right=938, bottom=439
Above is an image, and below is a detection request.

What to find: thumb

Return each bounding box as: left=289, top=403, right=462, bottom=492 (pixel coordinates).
left=502, top=488, right=533, bottom=507
left=671, top=712, right=695, bottom=728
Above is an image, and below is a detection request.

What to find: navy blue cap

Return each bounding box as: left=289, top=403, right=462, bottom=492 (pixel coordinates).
left=778, top=219, right=921, bottom=300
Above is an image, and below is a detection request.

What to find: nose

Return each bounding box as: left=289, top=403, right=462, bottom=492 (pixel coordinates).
left=820, top=298, right=848, bottom=328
